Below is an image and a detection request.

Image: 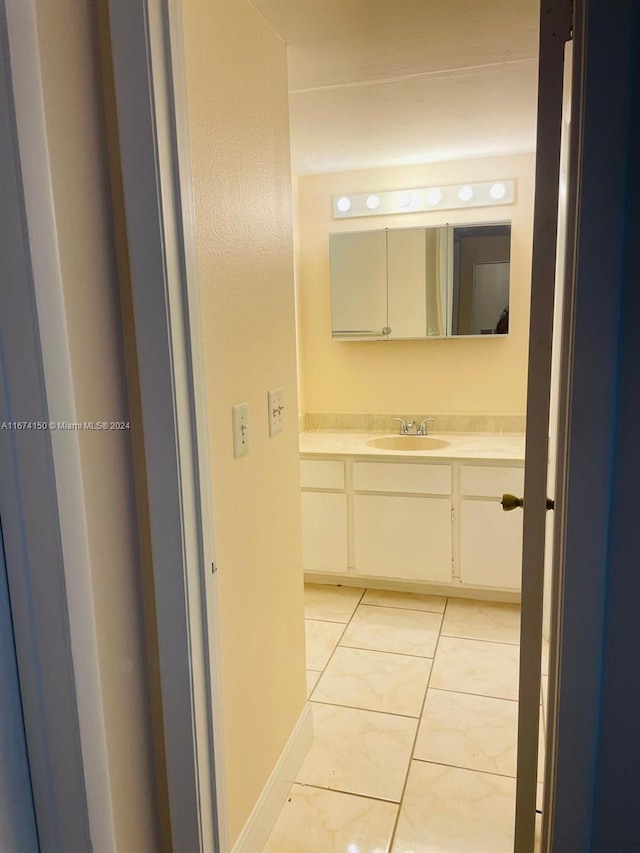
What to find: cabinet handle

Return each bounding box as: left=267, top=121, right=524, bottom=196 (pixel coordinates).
left=501, top=494, right=555, bottom=511
left=333, top=328, right=391, bottom=338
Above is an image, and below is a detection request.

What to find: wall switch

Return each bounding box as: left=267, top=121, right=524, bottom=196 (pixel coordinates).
left=232, top=402, right=249, bottom=457
left=268, top=387, right=284, bottom=437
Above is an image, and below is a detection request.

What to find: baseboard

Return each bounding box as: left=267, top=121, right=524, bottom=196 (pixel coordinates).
left=304, top=573, right=521, bottom=604
left=231, top=702, right=313, bottom=853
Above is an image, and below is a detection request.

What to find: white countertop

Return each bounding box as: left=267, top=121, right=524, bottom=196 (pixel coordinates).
left=300, top=430, right=526, bottom=462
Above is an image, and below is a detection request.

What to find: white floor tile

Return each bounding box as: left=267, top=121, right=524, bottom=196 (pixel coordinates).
left=442, top=598, right=521, bottom=645
left=361, top=588, right=447, bottom=613
left=430, top=636, right=520, bottom=700
left=414, top=689, right=518, bottom=777
left=392, top=761, right=516, bottom=853
left=305, top=620, right=344, bottom=671
left=263, top=784, right=397, bottom=853
left=340, top=605, right=442, bottom=658
left=297, top=703, right=417, bottom=802
left=313, top=646, right=432, bottom=717
left=304, top=584, right=365, bottom=623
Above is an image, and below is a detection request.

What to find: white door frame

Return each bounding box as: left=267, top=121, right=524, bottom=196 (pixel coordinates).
left=106, top=0, right=227, bottom=850
left=0, top=0, right=116, bottom=849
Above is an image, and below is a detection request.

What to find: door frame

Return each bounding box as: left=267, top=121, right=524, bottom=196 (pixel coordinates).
left=0, top=0, right=116, bottom=848
left=106, top=0, right=227, bottom=850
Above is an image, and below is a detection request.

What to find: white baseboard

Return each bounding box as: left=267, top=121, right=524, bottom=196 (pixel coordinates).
left=231, top=702, right=313, bottom=853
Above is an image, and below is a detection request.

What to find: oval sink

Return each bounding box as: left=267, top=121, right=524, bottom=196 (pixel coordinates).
left=366, top=436, right=450, bottom=452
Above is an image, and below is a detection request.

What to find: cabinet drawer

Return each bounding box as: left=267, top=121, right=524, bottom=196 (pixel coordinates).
left=460, top=465, right=524, bottom=498
left=353, top=461, right=451, bottom=495
left=300, top=459, right=345, bottom=490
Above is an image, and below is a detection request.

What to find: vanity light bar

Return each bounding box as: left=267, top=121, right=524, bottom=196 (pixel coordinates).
left=332, top=179, right=516, bottom=219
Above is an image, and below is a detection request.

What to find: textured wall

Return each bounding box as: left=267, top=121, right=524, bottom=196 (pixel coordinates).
left=181, top=0, right=307, bottom=844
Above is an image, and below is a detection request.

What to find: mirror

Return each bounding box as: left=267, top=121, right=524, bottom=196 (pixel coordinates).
left=330, top=222, right=511, bottom=340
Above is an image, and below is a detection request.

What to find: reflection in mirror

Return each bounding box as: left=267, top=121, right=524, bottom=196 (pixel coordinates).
left=451, top=223, right=511, bottom=336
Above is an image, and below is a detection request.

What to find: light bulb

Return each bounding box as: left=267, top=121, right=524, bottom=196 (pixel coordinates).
left=490, top=182, right=507, bottom=200
left=366, top=194, right=381, bottom=210
left=336, top=196, right=351, bottom=213
left=396, top=191, right=412, bottom=208
left=458, top=185, right=474, bottom=202
left=426, top=188, right=442, bottom=206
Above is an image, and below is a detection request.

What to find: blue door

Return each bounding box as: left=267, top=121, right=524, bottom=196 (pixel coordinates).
left=0, top=520, right=39, bottom=851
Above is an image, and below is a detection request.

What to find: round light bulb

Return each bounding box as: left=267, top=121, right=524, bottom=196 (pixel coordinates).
left=396, top=191, right=412, bottom=208
left=336, top=196, right=351, bottom=213
left=366, top=194, right=381, bottom=210
left=426, top=188, right=442, bottom=206
left=458, top=185, right=474, bottom=202
left=489, top=182, right=507, bottom=200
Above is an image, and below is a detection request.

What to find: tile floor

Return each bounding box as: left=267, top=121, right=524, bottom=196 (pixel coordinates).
left=265, top=584, right=549, bottom=853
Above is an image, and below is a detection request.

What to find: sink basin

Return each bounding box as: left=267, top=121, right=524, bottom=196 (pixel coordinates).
left=366, top=436, right=450, bottom=452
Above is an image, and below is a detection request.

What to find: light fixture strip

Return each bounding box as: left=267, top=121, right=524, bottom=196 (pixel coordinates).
left=332, top=180, right=516, bottom=219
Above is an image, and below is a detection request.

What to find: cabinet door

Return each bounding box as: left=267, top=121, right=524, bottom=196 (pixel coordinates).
left=330, top=231, right=388, bottom=336
left=387, top=228, right=426, bottom=339
left=301, top=492, right=348, bottom=574
left=460, top=499, right=523, bottom=590
left=354, top=495, right=452, bottom=582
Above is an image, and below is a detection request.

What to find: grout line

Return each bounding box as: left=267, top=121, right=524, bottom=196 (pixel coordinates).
left=358, top=602, right=446, bottom=615
left=439, top=630, right=520, bottom=646
left=308, top=697, right=424, bottom=721
left=427, top=685, right=519, bottom=703
left=410, top=756, right=517, bottom=781
left=387, top=595, right=449, bottom=851
left=337, top=642, right=436, bottom=661
left=295, top=781, right=401, bottom=807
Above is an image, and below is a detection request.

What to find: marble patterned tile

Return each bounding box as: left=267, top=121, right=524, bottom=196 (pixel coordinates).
left=305, top=620, right=344, bottom=671
left=361, top=588, right=447, bottom=613
left=414, top=689, right=518, bottom=777
left=304, top=584, right=365, bottom=623
left=392, top=761, right=516, bottom=853
left=263, top=784, right=398, bottom=853
left=442, top=598, right=521, bottom=645
left=307, top=670, right=321, bottom=698
left=313, top=646, right=432, bottom=717
left=340, top=605, right=442, bottom=658
left=430, top=636, right=520, bottom=700
left=296, top=703, right=417, bottom=802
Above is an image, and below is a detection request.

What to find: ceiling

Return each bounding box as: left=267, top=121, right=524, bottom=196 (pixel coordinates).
left=250, top=0, right=540, bottom=175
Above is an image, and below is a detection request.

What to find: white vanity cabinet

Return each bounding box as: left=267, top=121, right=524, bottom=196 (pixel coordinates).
left=300, top=453, right=524, bottom=595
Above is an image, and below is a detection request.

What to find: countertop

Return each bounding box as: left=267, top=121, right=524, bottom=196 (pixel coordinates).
left=299, top=430, right=526, bottom=463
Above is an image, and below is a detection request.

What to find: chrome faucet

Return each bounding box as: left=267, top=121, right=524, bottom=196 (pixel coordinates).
left=392, top=417, right=413, bottom=435
left=418, top=418, right=435, bottom=435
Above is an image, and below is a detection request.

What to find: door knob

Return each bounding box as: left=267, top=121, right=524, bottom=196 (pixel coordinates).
left=501, top=494, right=555, bottom=512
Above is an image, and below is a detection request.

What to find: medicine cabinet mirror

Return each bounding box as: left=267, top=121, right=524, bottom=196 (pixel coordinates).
left=330, top=222, right=511, bottom=340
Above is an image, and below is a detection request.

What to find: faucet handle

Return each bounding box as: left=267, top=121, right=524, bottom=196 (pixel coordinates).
left=392, top=417, right=409, bottom=435
left=418, top=417, right=435, bottom=435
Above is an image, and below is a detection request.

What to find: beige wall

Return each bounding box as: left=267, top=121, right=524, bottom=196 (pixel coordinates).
left=297, top=153, right=535, bottom=415
left=182, top=0, right=307, bottom=845
left=35, top=1, right=160, bottom=850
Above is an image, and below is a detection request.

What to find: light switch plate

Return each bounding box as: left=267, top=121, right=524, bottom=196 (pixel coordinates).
left=232, top=402, right=249, bottom=457
left=268, top=387, right=284, bottom=437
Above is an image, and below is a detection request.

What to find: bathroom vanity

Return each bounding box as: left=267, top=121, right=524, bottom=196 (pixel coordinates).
left=299, top=431, right=525, bottom=598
